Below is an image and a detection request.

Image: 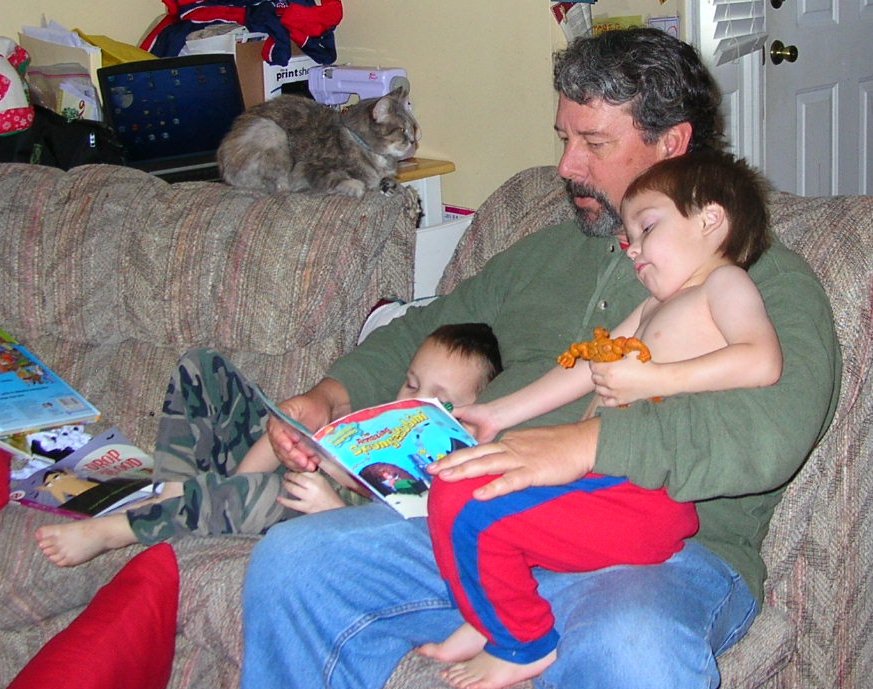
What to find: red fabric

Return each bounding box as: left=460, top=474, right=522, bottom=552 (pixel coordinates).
left=0, top=446, right=9, bottom=509
left=140, top=15, right=179, bottom=51
left=278, top=0, right=343, bottom=45
left=428, top=474, right=698, bottom=645
left=8, top=544, right=180, bottom=689
left=140, top=0, right=182, bottom=51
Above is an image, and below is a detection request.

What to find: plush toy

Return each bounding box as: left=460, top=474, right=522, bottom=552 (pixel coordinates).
left=0, top=37, right=34, bottom=137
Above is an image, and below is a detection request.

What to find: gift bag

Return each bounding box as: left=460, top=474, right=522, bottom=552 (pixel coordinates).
left=0, top=37, right=35, bottom=140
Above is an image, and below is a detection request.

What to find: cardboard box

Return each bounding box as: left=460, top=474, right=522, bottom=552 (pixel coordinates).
left=235, top=40, right=318, bottom=108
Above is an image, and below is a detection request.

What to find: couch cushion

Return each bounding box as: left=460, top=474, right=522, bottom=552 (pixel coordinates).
left=0, top=162, right=418, bottom=450
left=7, top=542, right=178, bottom=689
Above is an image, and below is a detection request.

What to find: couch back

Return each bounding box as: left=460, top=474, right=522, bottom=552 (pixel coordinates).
left=0, top=163, right=419, bottom=450
left=439, top=166, right=873, bottom=688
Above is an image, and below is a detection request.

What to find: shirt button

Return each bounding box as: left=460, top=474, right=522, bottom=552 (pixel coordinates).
left=598, top=300, right=608, bottom=310
left=608, top=244, right=615, bottom=253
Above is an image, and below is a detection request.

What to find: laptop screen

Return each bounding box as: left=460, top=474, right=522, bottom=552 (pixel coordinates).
left=97, top=54, right=246, bottom=176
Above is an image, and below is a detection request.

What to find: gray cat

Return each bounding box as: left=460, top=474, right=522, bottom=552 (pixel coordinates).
left=217, top=86, right=419, bottom=196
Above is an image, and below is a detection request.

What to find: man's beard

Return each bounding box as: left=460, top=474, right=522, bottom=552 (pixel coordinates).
left=565, top=180, right=623, bottom=238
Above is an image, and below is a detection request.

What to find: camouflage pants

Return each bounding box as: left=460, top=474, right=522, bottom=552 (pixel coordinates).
left=127, top=348, right=310, bottom=544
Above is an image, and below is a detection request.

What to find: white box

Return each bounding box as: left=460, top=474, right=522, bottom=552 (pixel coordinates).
left=235, top=40, right=317, bottom=108
left=262, top=53, right=318, bottom=100
left=414, top=207, right=474, bottom=299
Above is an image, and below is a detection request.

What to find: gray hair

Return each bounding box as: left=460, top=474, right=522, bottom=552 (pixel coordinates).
left=554, top=28, right=725, bottom=152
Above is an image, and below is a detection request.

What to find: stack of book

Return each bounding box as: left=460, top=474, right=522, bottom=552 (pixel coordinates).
left=1, top=329, right=156, bottom=518
left=0, top=329, right=101, bottom=437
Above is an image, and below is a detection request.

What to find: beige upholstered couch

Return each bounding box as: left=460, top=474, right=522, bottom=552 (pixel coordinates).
left=0, top=163, right=871, bottom=689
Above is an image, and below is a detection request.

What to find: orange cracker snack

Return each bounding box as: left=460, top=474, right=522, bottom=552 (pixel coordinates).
left=557, top=327, right=661, bottom=405
left=558, top=327, right=652, bottom=368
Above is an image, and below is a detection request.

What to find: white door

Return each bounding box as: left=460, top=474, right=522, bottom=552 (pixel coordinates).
left=764, top=0, right=873, bottom=195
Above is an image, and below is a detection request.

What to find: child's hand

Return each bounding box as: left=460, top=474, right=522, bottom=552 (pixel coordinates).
left=589, top=355, right=662, bottom=406
left=278, top=471, right=347, bottom=514
left=452, top=404, right=503, bottom=443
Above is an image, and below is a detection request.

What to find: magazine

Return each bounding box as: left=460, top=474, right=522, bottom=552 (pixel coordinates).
left=0, top=330, right=100, bottom=436
left=9, top=426, right=157, bottom=519
left=255, top=389, right=477, bottom=518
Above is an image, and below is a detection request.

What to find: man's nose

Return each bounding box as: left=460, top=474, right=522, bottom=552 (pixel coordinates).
left=557, top=141, right=590, bottom=182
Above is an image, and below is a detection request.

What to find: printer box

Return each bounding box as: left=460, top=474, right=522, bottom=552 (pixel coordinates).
left=235, top=40, right=317, bottom=108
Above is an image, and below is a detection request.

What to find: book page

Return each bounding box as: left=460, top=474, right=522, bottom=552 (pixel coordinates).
left=314, top=398, right=477, bottom=518
left=254, top=386, right=476, bottom=518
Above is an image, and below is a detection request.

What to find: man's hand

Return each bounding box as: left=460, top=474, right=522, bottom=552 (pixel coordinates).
left=427, top=417, right=601, bottom=500
left=267, top=378, right=351, bottom=472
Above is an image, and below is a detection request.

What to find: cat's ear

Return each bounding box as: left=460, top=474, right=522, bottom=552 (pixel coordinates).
left=389, top=76, right=410, bottom=100
left=372, top=95, right=395, bottom=123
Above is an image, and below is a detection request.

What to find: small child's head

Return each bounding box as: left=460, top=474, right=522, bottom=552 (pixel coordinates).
left=396, top=323, right=503, bottom=409
left=621, top=150, right=771, bottom=269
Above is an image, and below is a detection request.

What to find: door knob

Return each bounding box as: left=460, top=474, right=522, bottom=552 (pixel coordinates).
left=770, top=40, right=799, bottom=65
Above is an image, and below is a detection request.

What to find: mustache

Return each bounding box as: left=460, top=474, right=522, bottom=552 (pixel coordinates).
left=564, top=180, right=623, bottom=238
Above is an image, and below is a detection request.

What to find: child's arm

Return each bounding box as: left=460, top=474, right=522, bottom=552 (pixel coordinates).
left=592, top=267, right=782, bottom=405
left=278, top=471, right=348, bottom=513
left=455, top=363, right=596, bottom=441
left=456, top=303, right=646, bottom=441
left=237, top=435, right=281, bottom=474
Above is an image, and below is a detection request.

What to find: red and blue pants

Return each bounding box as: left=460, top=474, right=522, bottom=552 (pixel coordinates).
left=427, top=473, right=699, bottom=663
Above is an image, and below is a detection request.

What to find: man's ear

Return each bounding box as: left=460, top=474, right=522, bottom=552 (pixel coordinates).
left=659, top=122, right=693, bottom=159
left=700, top=202, right=727, bottom=235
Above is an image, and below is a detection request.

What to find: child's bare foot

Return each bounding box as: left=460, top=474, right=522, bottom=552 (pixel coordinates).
left=417, top=622, right=487, bottom=662
left=35, top=513, right=138, bottom=567
left=442, top=648, right=556, bottom=689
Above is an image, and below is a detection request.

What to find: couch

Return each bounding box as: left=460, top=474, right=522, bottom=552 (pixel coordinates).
left=0, top=162, right=871, bottom=689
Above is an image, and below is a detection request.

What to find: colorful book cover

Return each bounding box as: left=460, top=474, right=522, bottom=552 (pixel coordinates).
left=9, top=427, right=155, bottom=519
left=255, top=389, right=476, bottom=518
left=0, top=330, right=100, bottom=436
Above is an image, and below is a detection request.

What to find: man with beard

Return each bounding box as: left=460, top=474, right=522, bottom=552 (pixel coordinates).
left=242, top=28, right=840, bottom=689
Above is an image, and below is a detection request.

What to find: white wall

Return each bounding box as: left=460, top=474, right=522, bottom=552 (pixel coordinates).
left=337, top=0, right=562, bottom=208
left=1, top=1, right=162, bottom=46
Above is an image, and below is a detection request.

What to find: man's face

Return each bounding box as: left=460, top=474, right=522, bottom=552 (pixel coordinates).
left=555, top=94, right=667, bottom=238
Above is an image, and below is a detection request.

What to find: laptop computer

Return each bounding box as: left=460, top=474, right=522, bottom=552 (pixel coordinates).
left=97, top=54, right=246, bottom=183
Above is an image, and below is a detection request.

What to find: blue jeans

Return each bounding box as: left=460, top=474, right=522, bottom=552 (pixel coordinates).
left=242, top=502, right=759, bottom=689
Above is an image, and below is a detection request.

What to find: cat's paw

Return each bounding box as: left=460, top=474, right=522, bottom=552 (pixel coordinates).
left=332, top=179, right=367, bottom=198
left=379, top=178, right=399, bottom=196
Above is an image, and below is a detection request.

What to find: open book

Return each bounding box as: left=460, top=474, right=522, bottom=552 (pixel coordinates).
left=0, top=330, right=100, bottom=436
left=9, top=427, right=157, bottom=519
left=255, top=390, right=477, bottom=518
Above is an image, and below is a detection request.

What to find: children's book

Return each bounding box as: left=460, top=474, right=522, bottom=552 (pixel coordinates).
left=0, top=330, right=100, bottom=436
left=255, top=389, right=477, bottom=518
left=9, top=427, right=157, bottom=519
